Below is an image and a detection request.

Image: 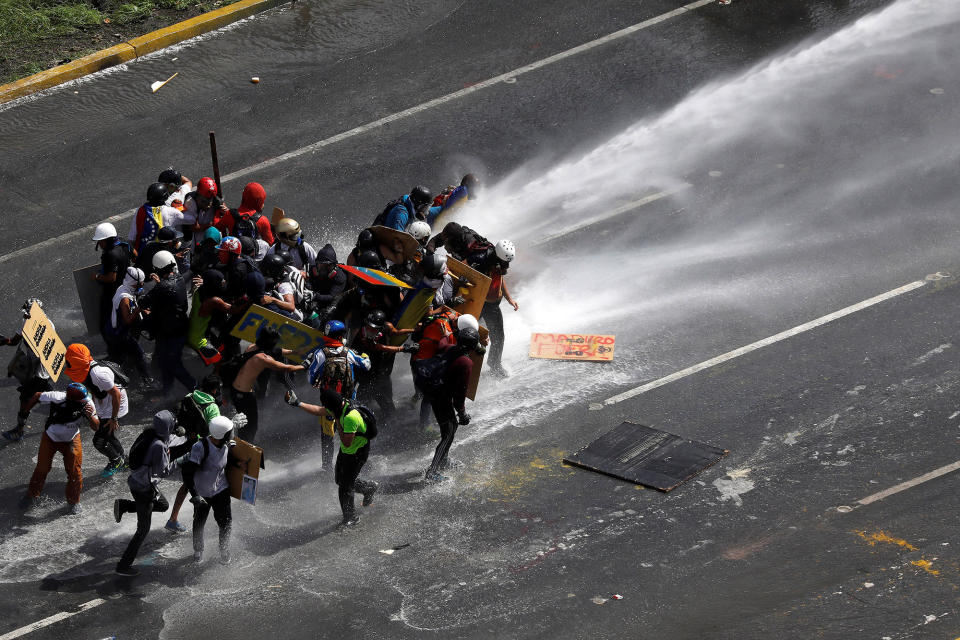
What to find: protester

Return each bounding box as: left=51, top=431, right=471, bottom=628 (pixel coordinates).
left=474, top=239, right=518, bottom=377
left=129, top=182, right=185, bottom=253
left=139, top=250, right=196, bottom=395
left=183, top=416, right=237, bottom=564
left=1, top=300, right=54, bottom=442
left=105, top=267, right=153, bottom=384
left=218, top=182, right=275, bottom=245
left=376, top=186, right=433, bottom=231
left=91, top=222, right=131, bottom=345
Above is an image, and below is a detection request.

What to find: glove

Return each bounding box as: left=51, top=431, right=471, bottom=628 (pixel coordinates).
left=190, top=495, right=208, bottom=507
left=458, top=412, right=471, bottom=426
left=402, top=342, right=419, bottom=354
left=300, top=355, right=313, bottom=369
left=285, top=390, right=301, bottom=407
left=450, top=296, right=466, bottom=306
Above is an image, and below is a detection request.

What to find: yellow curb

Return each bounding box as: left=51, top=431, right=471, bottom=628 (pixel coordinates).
left=0, top=0, right=281, bottom=105
left=0, top=43, right=136, bottom=103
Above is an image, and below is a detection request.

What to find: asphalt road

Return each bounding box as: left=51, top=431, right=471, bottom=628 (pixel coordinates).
left=4, top=0, right=960, bottom=638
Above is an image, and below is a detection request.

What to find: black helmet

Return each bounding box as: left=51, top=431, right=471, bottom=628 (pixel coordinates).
left=422, top=252, right=447, bottom=279
left=410, top=185, right=433, bottom=208
left=239, top=236, right=256, bottom=256
left=276, top=250, right=293, bottom=266
left=358, top=250, right=382, bottom=269
left=357, top=229, right=375, bottom=251
left=261, top=253, right=286, bottom=277
left=146, top=182, right=168, bottom=206
left=157, top=168, right=181, bottom=185
left=458, top=326, right=480, bottom=351
left=365, top=310, right=386, bottom=328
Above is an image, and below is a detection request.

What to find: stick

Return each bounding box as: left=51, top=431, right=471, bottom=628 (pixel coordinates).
left=209, top=131, right=223, bottom=200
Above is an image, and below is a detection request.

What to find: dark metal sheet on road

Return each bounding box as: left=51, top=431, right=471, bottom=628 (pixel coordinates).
left=564, top=422, right=728, bottom=491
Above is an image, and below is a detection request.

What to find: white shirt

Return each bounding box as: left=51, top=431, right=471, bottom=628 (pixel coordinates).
left=188, top=437, right=230, bottom=498
left=38, top=391, right=97, bottom=442
left=275, top=282, right=303, bottom=321
left=127, top=205, right=185, bottom=243
left=165, top=183, right=192, bottom=209
left=88, top=364, right=129, bottom=419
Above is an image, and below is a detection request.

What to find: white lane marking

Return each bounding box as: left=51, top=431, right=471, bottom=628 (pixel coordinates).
left=532, top=184, right=692, bottom=246
left=0, top=598, right=106, bottom=640
left=0, top=0, right=713, bottom=266
left=855, top=460, right=960, bottom=507
left=590, top=279, right=928, bottom=409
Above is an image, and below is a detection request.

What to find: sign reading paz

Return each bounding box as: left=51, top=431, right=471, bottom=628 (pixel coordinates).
left=21, top=302, right=67, bottom=381
left=529, top=333, right=615, bottom=362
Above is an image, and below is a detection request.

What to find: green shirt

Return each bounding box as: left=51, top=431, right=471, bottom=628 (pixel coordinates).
left=339, top=406, right=367, bottom=454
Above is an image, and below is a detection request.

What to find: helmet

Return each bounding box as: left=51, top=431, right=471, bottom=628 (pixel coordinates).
left=157, top=168, right=181, bottom=185
left=218, top=236, right=242, bottom=256
left=460, top=173, right=479, bottom=191
left=276, top=218, right=302, bottom=246
left=261, top=253, right=286, bottom=278
left=239, top=236, right=257, bottom=257
left=457, top=314, right=479, bottom=332
left=92, top=222, right=117, bottom=242
left=406, top=220, right=431, bottom=241
left=64, top=343, right=92, bottom=382
left=324, top=319, right=346, bottom=338
left=458, top=326, right=480, bottom=351
left=147, top=182, right=168, bottom=206
left=65, top=382, right=89, bottom=403
left=152, top=250, right=176, bottom=270
left=365, top=310, right=386, bottom=328
left=495, top=239, right=516, bottom=263
left=357, top=250, right=382, bottom=269
left=157, top=226, right=183, bottom=243
left=197, top=177, right=217, bottom=198
left=422, top=252, right=447, bottom=279
left=410, top=185, right=433, bottom=208
left=275, top=250, right=293, bottom=266
left=357, top=229, right=375, bottom=251
left=21, top=298, right=41, bottom=318
left=208, top=416, right=233, bottom=440
left=202, top=226, right=222, bottom=245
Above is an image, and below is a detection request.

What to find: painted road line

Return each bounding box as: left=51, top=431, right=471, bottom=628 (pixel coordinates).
left=855, top=460, right=960, bottom=507
left=590, top=279, right=928, bottom=409
left=0, top=599, right=106, bottom=640
left=532, top=183, right=692, bottom=246
left=0, top=0, right=713, bottom=265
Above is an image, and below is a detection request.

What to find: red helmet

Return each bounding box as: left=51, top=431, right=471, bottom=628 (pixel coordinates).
left=217, top=236, right=242, bottom=262
left=197, top=177, right=218, bottom=199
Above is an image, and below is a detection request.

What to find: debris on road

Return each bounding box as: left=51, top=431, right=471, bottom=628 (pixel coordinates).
left=151, top=73, right=178, bottom=93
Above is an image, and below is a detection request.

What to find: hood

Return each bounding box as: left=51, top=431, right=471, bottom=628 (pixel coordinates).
left=64, top=344, right=92, bottom=383
left=199, top=269, right=226, bottom=300
left=317, top=243, right=338, bottom=264
left=189, top=390, right=221, bottom=424
left=153, top=410, right=176, bottom=441
left=238, top=182, right=266, bottom=215
left=245, top=270, right=266, bottom=299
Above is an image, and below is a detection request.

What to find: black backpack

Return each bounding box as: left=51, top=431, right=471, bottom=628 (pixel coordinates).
left=347, top=402, right=378, bottom=440
left=234, top=210, right=262, bottom=239
left=219, top=348, right=261, bottom=389
left=176, top=394, right=217, bottom=437
left=88, top=360, right=130, bottom=394
left=128, top=427, right=160, bottom=470
left=373, top=198, right=405, bottom=227
left=411, top=348, right=460, bottom=394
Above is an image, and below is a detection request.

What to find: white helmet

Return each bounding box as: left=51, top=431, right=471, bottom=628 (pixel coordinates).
left=92, top=222, right=118, bottom=242
left=276, top=218, right=302, bottom=246
left=208, top=416, right=233, bottom=439
left=495, top=239, right=516, bottom=263
left=406, top=220, right=431, bottom=241
left=457, top=314, right=479, bottom=332
left=152, top=250, right=176, bottom=270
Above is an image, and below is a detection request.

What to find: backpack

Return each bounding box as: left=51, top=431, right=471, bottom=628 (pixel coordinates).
left=45, top=400, right=85, bottom=430
left=431, top=185, right=456, bottom=209
left=347, top=402, right=378, bottom=440
left=316, top=347, right=355, bottom=397
left=176, top=394, right=217, bottom=437
left=233, top=210, right=263, bottom=239
left=411, top=348, right=460, bottom=393
left=219, top=348, right=261, bottom=389
left=373, top=198, right=405, bottom=227
left=7, top=346, right=35, bottom=384
left=128, top=427, right=160, bottom=470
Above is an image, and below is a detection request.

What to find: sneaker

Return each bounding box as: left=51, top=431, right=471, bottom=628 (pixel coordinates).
left=68, top=503, right=83, bottom=516
left=193, top=551, right=203, bottom=563
left=219, top=550, right=232, bottom=565
left=114, top=564, right=139, bottom=577
left=361, top=481, right=379, bottom=507
left=100, top=460, right=122, bottom=478
left=164, top=520, right=187, bottom=534
left=424, top=472, right=449, bottom=484
left=341, top=515, right=361, bottom=527
left=113, top=499, right=123, bottom=523
left=2, top=428, right=24, bottom=442
left=18, top=495, right=35, bottom=510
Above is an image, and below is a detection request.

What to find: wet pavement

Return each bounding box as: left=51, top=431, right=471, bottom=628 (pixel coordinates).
left=4, top=0, right=960, bottom=638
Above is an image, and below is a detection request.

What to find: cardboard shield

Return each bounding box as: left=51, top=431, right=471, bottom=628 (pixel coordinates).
left=20, top=302, right=67, bottom=381
left=444, top=258, right=490, bottom=320
left=529, top=333, right=616, bottom=361
left=390, top=286, right=436, bottom=346
left=227, top=438, right=264, bottom=502
left=370, top=225, right=422, bottom=264
left=230, top=304, right=325, bottom=354
left=73, top=264, right=102, bottom=335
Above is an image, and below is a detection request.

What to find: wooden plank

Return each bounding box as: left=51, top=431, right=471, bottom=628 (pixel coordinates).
left=465, top=325, right=488, bottom=401
left=445, top=258, right=490, bottom=320
left=72, top=264, right=102, bottom=335
left=270, top=206, right=285, bottom=228
left=230, top=304, right=325, bottom=354
left=20, top=302, right=67, bottom=382
left=529, top=333, right=616, bottom=361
